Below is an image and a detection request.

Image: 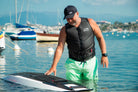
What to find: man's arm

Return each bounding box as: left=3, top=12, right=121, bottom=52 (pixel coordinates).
left=45, top=26, right=67, bottom=75
left=88, top=18, right=109, bottom=68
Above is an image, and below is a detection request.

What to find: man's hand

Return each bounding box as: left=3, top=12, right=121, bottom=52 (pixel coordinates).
left=45, top=67, right=56, bottom=76
left=101, top=56, right=109, bottom=68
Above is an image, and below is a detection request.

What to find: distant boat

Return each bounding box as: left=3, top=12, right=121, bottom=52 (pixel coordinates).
left=10, top=30, right=36, bottom=40
left=0, top=31, right=5, bottom=54
left=3, top=23, right=20, bottom=36
left=36, top=32, right=59, bottom=42
left=10, top=23, right=36, bottom=40
left=36, top=25, right=61, bottom=42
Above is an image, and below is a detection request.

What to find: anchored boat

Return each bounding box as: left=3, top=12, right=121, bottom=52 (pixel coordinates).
left=0, top=31, right=5, bottom=54
left=10, top=30, right=36, bottom=40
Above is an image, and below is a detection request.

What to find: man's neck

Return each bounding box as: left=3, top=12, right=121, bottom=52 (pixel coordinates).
left=74, top=17, right=81, bottom=27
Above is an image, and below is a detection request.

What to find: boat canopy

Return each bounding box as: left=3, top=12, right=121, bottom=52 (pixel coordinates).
left=18, top=31, right=36, bottom=35
left=15, top=23, right=34, bottom=29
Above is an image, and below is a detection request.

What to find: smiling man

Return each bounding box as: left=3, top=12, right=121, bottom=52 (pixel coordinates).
left=45, top=5, right=108, bottom=81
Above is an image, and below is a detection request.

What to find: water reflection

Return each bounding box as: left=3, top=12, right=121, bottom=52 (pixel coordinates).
left=36, top=42, right=57, bottom=57
left=47, top=47, right=54, bottom=57
left=0, top=55, right=6, bottom=78
left=14, top=49, right=21, bottom=58
left=72, top=79, right=98, bottom=92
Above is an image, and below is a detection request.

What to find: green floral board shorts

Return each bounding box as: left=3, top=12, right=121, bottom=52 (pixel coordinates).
left=65, top=56, right=98, bottom=81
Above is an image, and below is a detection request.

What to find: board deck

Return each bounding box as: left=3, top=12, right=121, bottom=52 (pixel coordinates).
left=3, top=72, right=93, bottom=91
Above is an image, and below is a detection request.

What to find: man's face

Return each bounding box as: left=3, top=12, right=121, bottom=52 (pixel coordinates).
left=66, top=13, right=78, bottom=26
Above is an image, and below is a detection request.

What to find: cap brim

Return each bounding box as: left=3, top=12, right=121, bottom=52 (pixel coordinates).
left=63, top=14, right=75, bottom=20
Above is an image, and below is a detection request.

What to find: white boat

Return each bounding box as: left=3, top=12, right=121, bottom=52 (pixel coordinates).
left=36, top=32, right=59, bottom=42
left=36, top=25, right=61, bottom=42
left=3, top=23, right=20, bottom=36
left=0, top=31, right=5, bottom=54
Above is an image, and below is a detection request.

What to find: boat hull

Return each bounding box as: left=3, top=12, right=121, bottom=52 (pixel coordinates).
left=0, top=31, right=5, bottom=54
left=0, top=47, right=5, bottom=55
left=36, top=33, right=59, bottom=42
left=10, top=31, right=36, bottom=40
left=10, top=34, right=36, bottom=40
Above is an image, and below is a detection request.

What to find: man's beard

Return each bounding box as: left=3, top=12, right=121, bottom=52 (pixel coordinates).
left=72, top=22, right=77, bottom=26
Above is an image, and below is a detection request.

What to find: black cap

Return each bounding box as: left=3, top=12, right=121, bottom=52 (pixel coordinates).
left=64, top=5, right=77, bottom=20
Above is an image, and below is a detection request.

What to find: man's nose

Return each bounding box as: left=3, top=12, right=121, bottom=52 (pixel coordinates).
left=67, top=18, right=72, bottom=22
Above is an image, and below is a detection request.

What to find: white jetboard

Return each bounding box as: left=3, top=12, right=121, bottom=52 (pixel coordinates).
left=2, top=72, right=93, bottom=91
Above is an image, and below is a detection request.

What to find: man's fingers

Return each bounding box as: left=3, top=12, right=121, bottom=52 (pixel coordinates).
left=45, top=71, right=49, bottom=75
left=106, top=62, right=108, bottom=68
left=102, top=61, right=108, bottom=68
left=45, top=69, right=56, bottom=76
left=45, top=70, right=52, bottom=75
left=54, top=70, right=56, bottom=76
left=103, top=62, right=105, bottom=68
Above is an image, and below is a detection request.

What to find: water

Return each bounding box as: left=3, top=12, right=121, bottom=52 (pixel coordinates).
left=0, top=32, right=138, bottom=92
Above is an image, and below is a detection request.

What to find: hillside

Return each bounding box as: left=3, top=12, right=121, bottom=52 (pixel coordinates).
left=0, top=11, right=138, bottom=26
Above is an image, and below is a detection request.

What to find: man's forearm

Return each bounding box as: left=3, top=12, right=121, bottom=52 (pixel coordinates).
left=97, top=37, right=107, bottom=54
left=51, top=46, right=63, bottom=68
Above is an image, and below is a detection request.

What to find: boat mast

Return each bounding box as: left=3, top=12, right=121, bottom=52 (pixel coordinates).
left=26, top=0, right=29, bottom=23
left=18, top=0, right=24, bottom=23
left=57, top=9, right=63, bottom=26
left=15, top=0, right=17, bottom=23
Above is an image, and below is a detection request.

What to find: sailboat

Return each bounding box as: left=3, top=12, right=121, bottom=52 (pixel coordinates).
left=36, top=9, right=63, bottom=42
left=9, top=0, right=36, bottom=40
left=3, top=23, right=20, bottom=36
left=10, top=23, right=36, bottom=40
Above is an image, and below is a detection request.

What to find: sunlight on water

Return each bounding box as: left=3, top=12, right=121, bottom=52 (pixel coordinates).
left=0, top=33, right=138, bottom=92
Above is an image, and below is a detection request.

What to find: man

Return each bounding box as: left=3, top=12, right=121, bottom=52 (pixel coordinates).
left=45, top=5, right=108, bottom=81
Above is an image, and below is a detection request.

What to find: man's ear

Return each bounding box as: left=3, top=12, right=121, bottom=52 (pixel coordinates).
left=76, top=12, right=79, bottom=16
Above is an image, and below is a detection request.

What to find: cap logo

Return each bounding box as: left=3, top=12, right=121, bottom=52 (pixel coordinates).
left=69, top=11, right=73, bottom=15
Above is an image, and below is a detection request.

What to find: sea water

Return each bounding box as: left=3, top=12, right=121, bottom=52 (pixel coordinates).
left=0, top=32, right=138, bottom=92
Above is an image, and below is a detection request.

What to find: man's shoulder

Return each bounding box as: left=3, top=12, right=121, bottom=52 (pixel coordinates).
left=61, top=26, right=66, bottom=31
left=87, top=18, right=93, bottom=21
left=87, top=18, right=96, bottom=25
left=81, top=17, right=93, bottom=23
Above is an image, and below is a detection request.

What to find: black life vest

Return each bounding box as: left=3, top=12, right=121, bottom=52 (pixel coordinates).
left=65, top=18, right=95, bottom=61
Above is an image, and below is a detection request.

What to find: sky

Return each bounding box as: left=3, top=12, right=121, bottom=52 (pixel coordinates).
left=0, top=0, right=138, bottom=17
